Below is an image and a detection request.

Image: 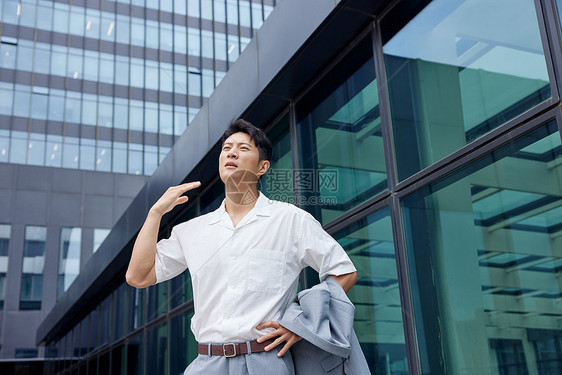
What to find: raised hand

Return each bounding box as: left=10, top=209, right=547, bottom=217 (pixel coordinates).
left=150, top=181, right=201, bottom=216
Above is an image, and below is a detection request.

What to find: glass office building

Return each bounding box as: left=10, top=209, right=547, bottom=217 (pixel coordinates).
left=0, top=0, right=276, bottom=371
left=33, top=0, right=562, bottom=374
left=0, top=0, right=274, bottom=175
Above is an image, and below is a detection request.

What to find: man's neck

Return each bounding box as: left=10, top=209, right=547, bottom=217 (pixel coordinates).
left=224, top=187, right=259, bottom=227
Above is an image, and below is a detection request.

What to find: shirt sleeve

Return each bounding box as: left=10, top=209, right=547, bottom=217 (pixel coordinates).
left=297, top=212, right=356, bottom=281
left=154, top=225, right=188, bottom=283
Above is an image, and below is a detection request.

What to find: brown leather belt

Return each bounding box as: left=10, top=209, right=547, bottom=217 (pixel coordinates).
left=197, top=339, right=274, bottom=357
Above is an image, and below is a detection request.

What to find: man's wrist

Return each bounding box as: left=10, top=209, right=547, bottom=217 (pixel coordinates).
left=148, top=207, right=164, bottom=219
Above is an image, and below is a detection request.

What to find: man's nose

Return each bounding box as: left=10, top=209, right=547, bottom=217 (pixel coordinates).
left=227, top=147, right=238, bottom=157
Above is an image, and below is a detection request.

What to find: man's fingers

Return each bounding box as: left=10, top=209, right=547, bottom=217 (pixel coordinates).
left=256, top=328, right=281, bottom=343
left=178, top=181, right=201, bottom=192
left=277, top=341, right=293, bottom=357
left=257, top=321, right=278, bottom=330
left=265, top=336, right=284, bottom=351
left=176, top=196, right=189, bottom=205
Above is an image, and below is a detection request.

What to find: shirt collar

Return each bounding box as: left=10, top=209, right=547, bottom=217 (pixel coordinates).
left=208, top=191, right=270, bottom=225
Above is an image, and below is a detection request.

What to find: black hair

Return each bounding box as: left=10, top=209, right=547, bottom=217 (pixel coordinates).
left=221, top=119, right=273, bottom=162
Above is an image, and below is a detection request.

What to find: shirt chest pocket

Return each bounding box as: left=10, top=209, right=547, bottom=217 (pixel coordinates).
left=246, top=248, right=285, bottom=294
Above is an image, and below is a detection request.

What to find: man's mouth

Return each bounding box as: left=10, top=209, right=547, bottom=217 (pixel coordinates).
left=225, top=162, right=238, bottom=168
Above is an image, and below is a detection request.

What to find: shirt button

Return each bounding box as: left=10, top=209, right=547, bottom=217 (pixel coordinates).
left=233, top=256, right=238, bottom=261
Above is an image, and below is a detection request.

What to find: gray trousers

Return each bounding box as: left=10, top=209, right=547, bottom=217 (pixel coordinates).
left=184, top=345, right=295, bottom=375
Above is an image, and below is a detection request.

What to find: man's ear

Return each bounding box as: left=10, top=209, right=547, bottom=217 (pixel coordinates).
left=257, top=160, right=270, bottom=177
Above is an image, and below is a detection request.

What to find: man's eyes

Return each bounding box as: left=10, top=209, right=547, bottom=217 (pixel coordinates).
left=222, top=145, right=250, bottom=151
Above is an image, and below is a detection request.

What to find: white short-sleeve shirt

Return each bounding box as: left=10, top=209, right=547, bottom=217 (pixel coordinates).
left=154, top=192, right=356, bottom=343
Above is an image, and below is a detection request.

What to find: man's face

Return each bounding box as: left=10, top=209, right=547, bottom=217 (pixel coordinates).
left=219, top=132, right=269, bottom=184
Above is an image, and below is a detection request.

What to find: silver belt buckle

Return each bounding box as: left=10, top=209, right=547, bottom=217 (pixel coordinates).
left=223, top=343, right=236, bottom=357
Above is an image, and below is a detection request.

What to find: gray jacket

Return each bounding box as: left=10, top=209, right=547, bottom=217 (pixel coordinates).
left=279, top=276, right=371, bottom=374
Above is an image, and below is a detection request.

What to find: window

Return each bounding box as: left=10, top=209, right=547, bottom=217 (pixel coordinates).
left=13, top=84, right=31, bottom=118
left=128, top=143, right=143, bottom=175
left=9, top=130, right=27, bottom=164
left=48, top=89, right=64, bottom=122
left=53, top=3, right=69, bottom=34
left=145, top=145, right=158, bottom=175
left=20, top=226, right=46, bottom=310
left=146, top=323, right=168, bottom=374
left=331, top=207, right=408, bottom=373
left=80, top=138, right=96, bottom=170
left=58, top=227, right=81, bottom=299
left=15, top=348, right=39, bottom=359
left=147, top=282, right=167, bottom=322
left=31, top=88, right=49, bottom=121
left=401, top=121, right=562, bottom=374
left=50, top=45, right=67, bottom=77
left=27, top=132, right=45, bottom=166
left=65, top=92, right=81, bottom=124
left=36, top=2, right=53, bottom=30
left=382, top=0, right=551, bottom=180
left=98, top=96, right=113, bottom=128
left=93, top=229, right=110, bottom=252
left=0, top=129, right=9, bottom=162
left=261, top=114, right=293, bottom=203
left=0, top=224, right=10, bottom=309
left=296, top=36, right=386, bottom=224
left=96, top=140, right=112, bottom=172
left=0, top=42, right=16, bottom=69
left=83, top=50, right=99, bottom=82
left=112, top=141, right=127, bottom=173
left=84, top=9, right=101, bottom=39
left=170, top=311, right=196, bottom=374
left=45, top=134, right=62, bottom=167
left=62, top=136, right=80, bottom=169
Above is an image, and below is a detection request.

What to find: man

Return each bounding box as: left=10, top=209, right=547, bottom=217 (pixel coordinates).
left=126, top=119, right=357, bottom=374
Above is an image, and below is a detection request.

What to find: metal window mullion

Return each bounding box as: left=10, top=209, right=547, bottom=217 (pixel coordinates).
left=536, top=0, right=562, bottom=102
left=389, top=195, right=421, bottom=375
left=371, top=20, right=399, bottom=194
left=372, top=8, right=422, bottom=372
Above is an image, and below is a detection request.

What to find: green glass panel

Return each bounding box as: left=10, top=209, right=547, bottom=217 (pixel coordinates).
left=333, top=207, right=408, bottom=373
left=296, top=36, right=386, bottom=224
left=146, top=323, right=168, bottom=375
left=261, top=114, right=294, bottom=203
left=126, top=333, right=144, bottom=375
left=401, top=121, right=562, bottom=374
left=170, top=311, right=197, bottom=374
left=383, top=0, right=551, bottom=180
left=111, top=345, right=127, bottom=375
left=170, top=272, right=193, bottom=310
left=147, top=281, right=168, bottom=322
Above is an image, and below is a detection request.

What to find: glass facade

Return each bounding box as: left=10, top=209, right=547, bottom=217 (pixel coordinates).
left=57, top=227, right=81, bottom=299
left=0, top=0, right=276, bottom=175
left=382, top=0, right=551, bottom=181
left=296, top=35, right=386, bottom=224
left=39, top=0, right=562, bottom=374
left=0, top=224, right=10, bottom=309
left=402, top=121, right=562, bottom=374
left=20, top=225, right=46, bottom=310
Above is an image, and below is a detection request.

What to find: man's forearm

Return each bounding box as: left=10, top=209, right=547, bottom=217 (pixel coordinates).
left=330, top=272, right=357, bottom=293
left=126, top=209, right=162, bottom=288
